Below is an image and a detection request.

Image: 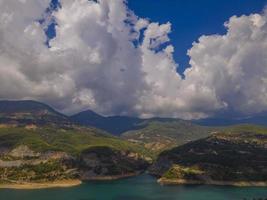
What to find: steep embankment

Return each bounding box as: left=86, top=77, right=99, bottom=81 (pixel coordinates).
left=150, top=125, right=267, bottom=186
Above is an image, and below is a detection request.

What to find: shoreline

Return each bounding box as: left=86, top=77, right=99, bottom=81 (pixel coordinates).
left=158, top=178, right=267, bottom=187
left=1, top=176, right=267, bottom=189
left=82, top=172, right=142, bottom=181
left=0, top=173, right=143, bottom=189
left=0, top=179, right=82, bottom=190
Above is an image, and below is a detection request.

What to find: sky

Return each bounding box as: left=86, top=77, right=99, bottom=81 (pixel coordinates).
left=128, top=0, right=267, bottom=75
left=0, top=0, right=267, bottom=120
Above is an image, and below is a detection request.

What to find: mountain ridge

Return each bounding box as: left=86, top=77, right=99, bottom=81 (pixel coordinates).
left=71, top=109, right=267, bottom=135
left=0, top=100, right=267, bottom=187
left=0, top=100, right=71, bottom=127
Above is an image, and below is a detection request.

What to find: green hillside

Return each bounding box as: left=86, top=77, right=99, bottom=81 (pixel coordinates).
left=122, top=120, right=216, bottom=153
left=150, top=124, right=267, bottom=186
left=0, top=125, right=151, bottom=183
left=0, top=126, right=150, bottom=157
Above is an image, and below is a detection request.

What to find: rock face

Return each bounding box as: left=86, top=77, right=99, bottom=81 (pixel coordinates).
left=78, top=146, right=149, bottom=180
left=150, top=128, right=267, bottom=186
left=9, top=145, right=40, bottom=158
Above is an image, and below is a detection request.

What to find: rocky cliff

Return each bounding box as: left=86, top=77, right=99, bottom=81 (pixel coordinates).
left=150, top=125, right=267, bottom=186
left=79, top=146, right=149, bottom=180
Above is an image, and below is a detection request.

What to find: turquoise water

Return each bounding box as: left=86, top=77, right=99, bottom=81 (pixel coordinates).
left=0, top=175, right=267, bottom=200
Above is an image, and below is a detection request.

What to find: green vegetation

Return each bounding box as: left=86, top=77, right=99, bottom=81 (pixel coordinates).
left=80, top=146, right=149, bottom=176
left=0, top=126, right=151, bottom=183
left=122, top=120, right=216, bottom=153
left=0, top=126, right=151, bottom=157
left=163, top=165, right=203, bottom=180
left=0, top=100, right=153, bottom=183
left=0, top=161, right=75, bottom=182
left=2, top=100, right=267, bottom=185
left=223, top=124, right=267, bottom=134
left=151, top=124, right=267, bottom=183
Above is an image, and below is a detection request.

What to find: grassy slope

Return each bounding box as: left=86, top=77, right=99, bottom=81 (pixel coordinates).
left=223, top=124, right=267, bottom=135
left=0, top=126, right=151, bottom=157
left=122, top=120, right=216, bottom=153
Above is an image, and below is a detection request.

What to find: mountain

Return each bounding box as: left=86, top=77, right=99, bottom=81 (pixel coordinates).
left=194, top=113, right=267, bottom=127
left=122, top=120, right=216, bottom=153
left=3, top=99, right=267, bottom=187
left=71, top=110, right=146, bottom=135
left=71, top=110, right=208, bottom=137
left=150, top=125, right=267, bottom=186
left=0, top=101, right=151, bottom=185
left=71, top=110, right=219, bottom=153
left=0, top=100, right=70, bottom=126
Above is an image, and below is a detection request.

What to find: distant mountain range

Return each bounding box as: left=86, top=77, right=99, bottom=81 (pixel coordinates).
left=194, top=114, right=267, bottom=127
left=1, top=100, right=267, bottom=134
left=0, top=100, right=267, bottom=130
left=71, top=108, right=267, bottom=135
left=71, top=110, right=201, bottom=136
left=0, top=100, right=267, bottom=186
left=70, top=110, right=144, bottom=135
left=1, top=99, right=265, bottom=155
left=0, top=100, right=215, bottom=154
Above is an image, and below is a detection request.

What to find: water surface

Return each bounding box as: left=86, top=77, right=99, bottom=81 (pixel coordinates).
left=0, top=175, right=267, bottom=200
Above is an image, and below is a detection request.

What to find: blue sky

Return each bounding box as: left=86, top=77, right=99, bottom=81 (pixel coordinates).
left=1, top=0, right=267, bottom=118
left=128, top=0, right=267, bottom=76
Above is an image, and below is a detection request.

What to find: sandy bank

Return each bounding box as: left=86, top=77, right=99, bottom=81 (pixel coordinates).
left=158, top=178, right=267, bottom=187
left=0, top=179, right=82, bottom=190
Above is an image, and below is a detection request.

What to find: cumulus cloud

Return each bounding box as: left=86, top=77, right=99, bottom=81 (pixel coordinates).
left=182, top=11, right=267, bottom=117
left=0, top=0, right=267, bottom=119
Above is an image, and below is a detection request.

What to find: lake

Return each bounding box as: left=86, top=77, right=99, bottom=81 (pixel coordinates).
left=0, top=175, right=267, bottom=200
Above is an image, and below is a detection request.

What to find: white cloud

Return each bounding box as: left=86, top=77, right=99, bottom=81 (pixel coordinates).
left=182, top=11, right=267, bottom=117
left=0, top=0, right=267, bottom=119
